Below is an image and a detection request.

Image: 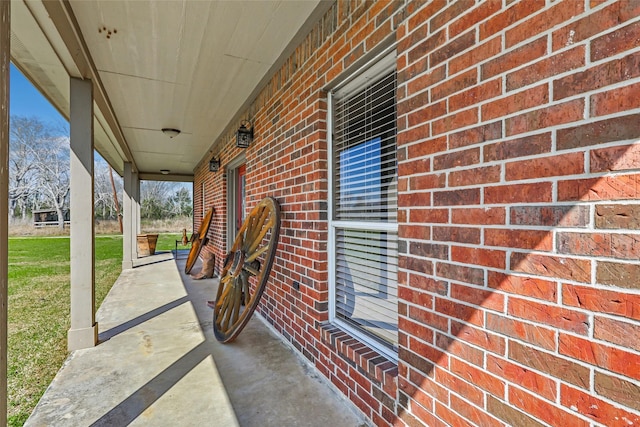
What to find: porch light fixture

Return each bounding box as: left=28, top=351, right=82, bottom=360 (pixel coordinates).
left=209, top=157, right=220, bottom=172
left=160, top=169, right=170, bottom=175
left=162, top=128, right=181, bottom=138
left=236, top=120, right=253, bottom=148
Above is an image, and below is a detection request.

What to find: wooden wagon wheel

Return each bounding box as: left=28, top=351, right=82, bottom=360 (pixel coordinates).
left=185, top=207, right=214, bottom=274
left=213, top=197, right=281, bottom=343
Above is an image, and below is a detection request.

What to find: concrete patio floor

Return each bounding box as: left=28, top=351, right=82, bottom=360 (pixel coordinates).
left=24, top=251, right=367, bottom=426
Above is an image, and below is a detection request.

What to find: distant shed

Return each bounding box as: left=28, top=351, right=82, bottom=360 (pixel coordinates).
left=33, top=209, right=70, bottom=228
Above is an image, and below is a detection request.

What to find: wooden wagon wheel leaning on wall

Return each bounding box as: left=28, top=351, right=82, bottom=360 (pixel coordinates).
left=184, top=207, right=214, bottom=274
left=213, top=197, right=281, bottom=343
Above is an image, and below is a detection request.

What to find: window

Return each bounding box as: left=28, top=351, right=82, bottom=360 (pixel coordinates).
left=329, top=51, right=398, bottom=358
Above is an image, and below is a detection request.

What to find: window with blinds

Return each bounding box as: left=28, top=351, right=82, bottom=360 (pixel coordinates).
left=329, top=51, right=398, bottom=356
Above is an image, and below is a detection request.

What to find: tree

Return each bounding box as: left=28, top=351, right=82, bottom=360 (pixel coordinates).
left=8, top=116, right=48, bottom=218
left=33, top=136, right=70, bottom=229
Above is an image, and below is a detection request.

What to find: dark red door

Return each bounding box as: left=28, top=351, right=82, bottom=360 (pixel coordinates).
left=236, top=164, right=246, bottom=233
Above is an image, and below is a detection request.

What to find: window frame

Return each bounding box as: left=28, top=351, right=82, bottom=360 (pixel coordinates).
left=328, top=49, right=398, bottom=361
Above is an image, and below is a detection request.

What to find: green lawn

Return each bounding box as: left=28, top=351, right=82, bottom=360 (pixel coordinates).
left=7, top=233, right=181, bottom=426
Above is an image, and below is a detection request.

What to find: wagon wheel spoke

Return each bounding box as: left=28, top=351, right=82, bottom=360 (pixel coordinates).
left=213, top=197, right=281, bottom=343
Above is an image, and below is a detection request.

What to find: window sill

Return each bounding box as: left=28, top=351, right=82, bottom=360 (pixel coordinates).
left=320, top=323, right=398, bottom=391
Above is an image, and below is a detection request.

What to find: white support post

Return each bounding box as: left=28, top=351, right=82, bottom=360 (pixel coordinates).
left=132, top=173, right=140, bottom=259
left=0, top=1, right=10, bottom=423
left=122, top=162, right=134, bottom=269
left=68, top=77, right=97, bottom=351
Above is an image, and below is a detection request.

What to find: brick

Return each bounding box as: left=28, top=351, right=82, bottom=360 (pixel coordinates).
left=430, top=30, right=476, bottom=68
left=409, top=241, right=448, bottom=259
left=405, top=63, right=446, bottom=95
left=592, top=20, right=640, bottom=62
left=552, top=1, right=640, bottom=51
left=511, top=205, right=589, bottom=228
left=482, top=36, right=547, bottom=80
left=407, top=29, right=446, bottom=65
left=450, top=394, right=504, bottom=427
left=509, top=341, right=590, bottom=389
left=435, top=368, right=483, bottom=406
left=435, top=332, right=483, bottom=367
left=399, top=285, right=435, bottom=310
left=452, top=207, right=505, bottom=225
left=433, top=226, right=480, bottom=244
left=506, top=0, right=584, bottom=48
left=505, top=99, right=584, bottom=137
left=597, top=260, right=640, bottom=289
left=405, top=136, right=445, bottom=158
left=409, top=208, right=448, bottom=224
left=558, top=231, right=640, bottom=260
left=450, top=0, right=502, bottom=38
left=511, top=252, right=591, bottom=283
left=449, top=121, right=502, bottom=149
left=485, top=182, right=552, bottom=204
left=450, top=36, right=502, bottom=75
left=436, top=262, right=484, bottom=286
left=436, top=297, right=483, bottom=326
left=561, top=383, right=640, bottom=425
left=432, top=108, right=479, bottom=136
left=480, top=0, right=545, bottom=40
left=487, top=395, right=546, bottom=427
left=509, top=297, right=589, bottom=335
left=594, top=316, right=640, bottom=352
left=407, top=100, right=447, bottom=127
left=594, top=371, right=640, bottom=412
left=450, top=357, right=505, bottom=397
left=485, top=228, right=552, bottom=251
left=432, top=69, right=477, bottom=102
left=452, top=80, right=503, bottom=116
left=482, top=83, right=549, bottom=121
left=509, top=387, right=589, bottom=427
left=591, top=81, right=640, bottom=117
left=596, top=204, right=640, bottom=229
left=554, top=52, right=640, bottom=100
left=452, top=246, right=506, bottom=270
left=559, top=333, right=640, bottom=381
left=487, top=355, right=557, bottom=401
left=506, top=45, right=585, bottom=91
left=487, top=313, right=556, bottom=351
left=451, top=320, right=506, bottom=355
left=484, top=132, right=552, bottom=162
left=591, top=144, right=640, bottom=173
left=409, top=275, right=448, bottom=296
left=398, top=157, right=431, bottom=176
left=408, top=338, right=448, bottom=369
left=433, top=148, right=480, bottom=170
left=399, top=316, right=435, bottom=344
left=487, top=272, right=557, bottom=302
left=506, top=152, right=584, bottom=181
left=563, top=283, right=640, bottom=321
left=403, top=256, right=434, bottom=275
left=449, top=165, right=501, bottom=187
left=409, top=305, right=448, bottom=332
left=558, top=173, right=640, bottom=202
left=433, top=188, right=480, bottom=206
left=435, top=402, right=475, bottom=427
left=410, top=173, right=446, bottom=191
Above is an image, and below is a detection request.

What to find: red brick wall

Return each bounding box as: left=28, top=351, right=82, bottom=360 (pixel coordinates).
left=194, top=1, right=640, bottom=426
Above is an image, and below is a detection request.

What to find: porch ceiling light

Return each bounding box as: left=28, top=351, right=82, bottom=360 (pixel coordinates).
left=160, top=169, right=170, bottom=175
left=236, top=120, right=253, bottom=148
left=162, top=128, right=181, bottom=138
left=209, top=157, right=220, bottom=172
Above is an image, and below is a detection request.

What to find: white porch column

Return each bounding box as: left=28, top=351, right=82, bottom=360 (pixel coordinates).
left=68, top=77, right=97, bottom=351
left=0, top=1, right=10, bottom=423
left=122, top=162, right=134, bottom=269
left=132, top=172, right=140, bottom=258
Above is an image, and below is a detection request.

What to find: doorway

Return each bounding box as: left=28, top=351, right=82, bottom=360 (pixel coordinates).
left=226, top=155, right=246, bottom=251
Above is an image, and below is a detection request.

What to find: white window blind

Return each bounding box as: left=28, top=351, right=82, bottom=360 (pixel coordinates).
left=329, top=51, right=398, bottom=355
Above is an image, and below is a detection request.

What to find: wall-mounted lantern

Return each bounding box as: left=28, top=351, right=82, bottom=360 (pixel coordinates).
left=236, top=120, right=253, bottom=149
left=209, top=157, right=220, bottom=172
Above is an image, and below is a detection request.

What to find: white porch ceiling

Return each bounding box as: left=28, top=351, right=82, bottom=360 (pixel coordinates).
left=10, top=0, right=326, bottom=179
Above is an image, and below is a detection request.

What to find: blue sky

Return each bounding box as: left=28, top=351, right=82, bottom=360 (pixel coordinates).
left=10, top=63, right=67, bottom=126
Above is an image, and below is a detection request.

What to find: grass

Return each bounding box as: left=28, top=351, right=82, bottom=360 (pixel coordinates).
left=7, top=232, right=183, bottom=426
